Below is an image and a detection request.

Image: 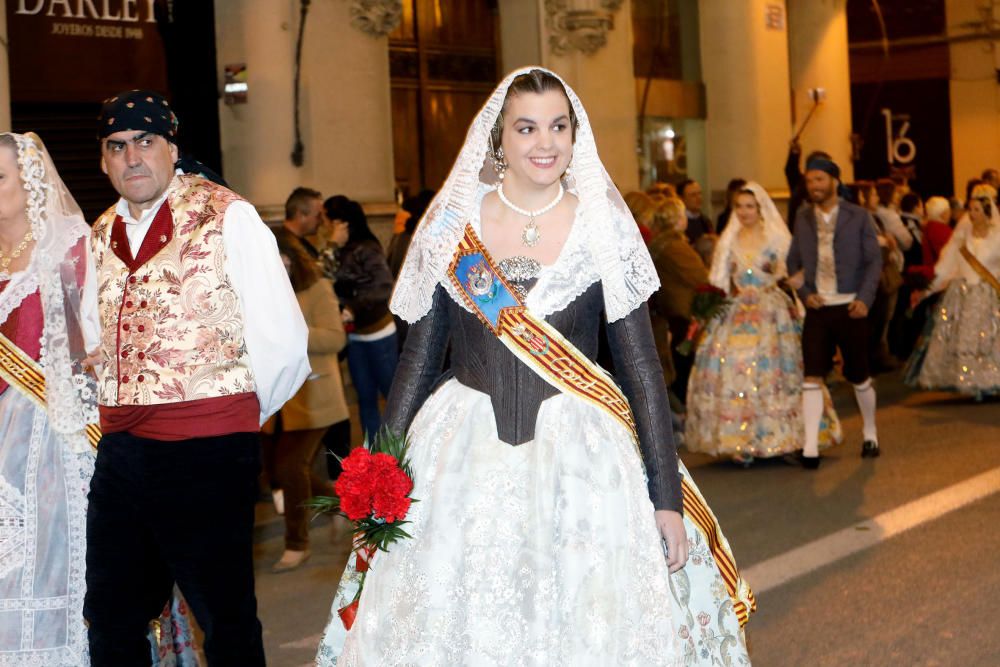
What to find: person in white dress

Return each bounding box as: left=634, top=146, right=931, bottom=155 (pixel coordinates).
left=316, top=68, right=754, bottom=666
left=0, top=132, right=97, bottom=665
left=908, top=184, right=1000, bottom=396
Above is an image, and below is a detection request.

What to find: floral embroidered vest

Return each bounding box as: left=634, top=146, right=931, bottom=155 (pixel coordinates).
left=91, top=174, right=256, bottom=407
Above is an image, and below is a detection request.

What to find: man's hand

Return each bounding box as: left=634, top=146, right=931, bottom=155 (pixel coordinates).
left=805, top=294, right=825, bottom=309
left=848, top=299, right=869, bottom=318
left=655, top=509, right=688, bottom=573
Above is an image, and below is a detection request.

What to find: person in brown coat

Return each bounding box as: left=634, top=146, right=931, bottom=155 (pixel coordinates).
left=267, top=229, right=350, bottom=572
left=647, top=195, right=709, bottom=404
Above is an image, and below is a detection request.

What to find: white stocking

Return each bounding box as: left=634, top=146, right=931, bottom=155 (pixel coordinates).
left=802, top=383, right=824, bottom=457
left=853, top=379, right=878, bottom=443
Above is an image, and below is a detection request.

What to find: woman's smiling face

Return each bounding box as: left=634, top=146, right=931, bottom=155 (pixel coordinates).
left=500, top=89, right=574, bottom=190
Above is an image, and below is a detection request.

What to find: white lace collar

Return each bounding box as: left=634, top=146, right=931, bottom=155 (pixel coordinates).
left=441, top=186, right=600, bottom=320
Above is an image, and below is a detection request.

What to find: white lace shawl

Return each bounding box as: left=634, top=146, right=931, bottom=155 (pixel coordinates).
left=0, top=133, right=98, bottom=451
left=708, top=182, right=792, bottom=290
left=390, top=66, right=659, bottom=323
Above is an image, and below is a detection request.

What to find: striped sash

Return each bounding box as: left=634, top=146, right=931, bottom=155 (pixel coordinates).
left=0, top=332, right=100, bottom=448
left=959, top=245, right=1000, bottom=297
left=448, top=224, right=756, bottom=627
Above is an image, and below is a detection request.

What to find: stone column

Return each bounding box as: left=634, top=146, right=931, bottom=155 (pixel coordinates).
left=698, top=0, right=792, bottom=200
left=947, top=0, right=1000, bottom=196
left=787, top=0, right=854, bottom=182
left=0, top=0, right=12, bottom=131
left=540, top=0, right=641, bottom=192
left=214, top=0, right=395, bottom=220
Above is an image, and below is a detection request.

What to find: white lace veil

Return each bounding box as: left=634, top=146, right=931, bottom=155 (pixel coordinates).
left=1, top=132, right=98, bottom=450
left=708, top=182, right=791, bottom=289
left=390, top=66, right=658, bottom=323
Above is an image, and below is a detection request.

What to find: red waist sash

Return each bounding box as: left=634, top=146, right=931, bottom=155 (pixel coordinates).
left=100, top=392, right=260, bottom=441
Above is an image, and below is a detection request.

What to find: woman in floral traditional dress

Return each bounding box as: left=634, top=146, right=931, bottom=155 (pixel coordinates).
left=316, top=68, right=754, bottom=666
left=685, top=183, right=840, bottom=465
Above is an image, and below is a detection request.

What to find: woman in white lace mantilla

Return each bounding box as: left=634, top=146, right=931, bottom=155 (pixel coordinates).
left=907, top=184, right=1000, bottom=396
left=685, top=183, right=841, bottom=464
left=0, top=132, right=98, bottom=665
left=317, top=68, right=753, bottom=666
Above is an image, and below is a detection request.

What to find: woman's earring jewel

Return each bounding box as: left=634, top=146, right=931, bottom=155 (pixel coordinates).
left=493, top=147, right=507, bottom=180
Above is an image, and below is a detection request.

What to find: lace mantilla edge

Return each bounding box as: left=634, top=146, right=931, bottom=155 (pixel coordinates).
left=389, top=67, right=659, bottom=324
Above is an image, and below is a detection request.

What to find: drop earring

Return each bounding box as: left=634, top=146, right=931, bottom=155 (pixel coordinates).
left=493, top=147, right=507, bottom=180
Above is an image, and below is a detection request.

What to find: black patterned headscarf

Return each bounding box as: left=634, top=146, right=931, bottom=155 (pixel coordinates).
left=97, top=90, right=179, bottom=142
left=96, top=90, right=231, bottom=187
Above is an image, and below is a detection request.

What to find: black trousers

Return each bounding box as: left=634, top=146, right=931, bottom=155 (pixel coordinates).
left=84, top=431, right=265, bottom=666
left=802, top=304, right=871, bottom=384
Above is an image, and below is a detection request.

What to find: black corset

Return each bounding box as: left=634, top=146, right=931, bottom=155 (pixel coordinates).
left=446, top=281, right=605, bottom=445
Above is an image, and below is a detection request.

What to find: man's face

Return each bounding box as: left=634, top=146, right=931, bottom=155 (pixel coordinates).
left=101, top=130, right=178, bottom=211
left=302, top=197, right=323, bottom=235
left=805, top=170, right=836, bottom=205
left=682, top=181, right=703, bottom=212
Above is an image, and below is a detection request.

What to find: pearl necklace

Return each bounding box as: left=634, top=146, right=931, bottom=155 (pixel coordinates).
left=0, top=228, right=33, bottom=272
left=497, top=182, right=564, bottom=247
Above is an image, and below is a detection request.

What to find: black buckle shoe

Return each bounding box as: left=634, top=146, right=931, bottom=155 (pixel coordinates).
left=800, top=454, right=821, bottom=470
left=861, top=440, right=880, bottom=458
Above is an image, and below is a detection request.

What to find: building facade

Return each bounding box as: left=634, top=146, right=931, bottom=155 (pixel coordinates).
left=0, top=0, right=997, bottom=223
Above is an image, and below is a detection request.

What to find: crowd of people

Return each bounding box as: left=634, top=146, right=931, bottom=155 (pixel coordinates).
left=626, top=150, right=1000, bottom=469
left=0, top=67, right=997, bottom=666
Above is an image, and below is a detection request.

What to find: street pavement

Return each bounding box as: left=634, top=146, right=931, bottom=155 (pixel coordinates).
left=251, top=371, right=1000, bottom=666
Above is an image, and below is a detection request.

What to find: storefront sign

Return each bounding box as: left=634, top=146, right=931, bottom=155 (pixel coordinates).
left=7, top=0, right=167, bottom=102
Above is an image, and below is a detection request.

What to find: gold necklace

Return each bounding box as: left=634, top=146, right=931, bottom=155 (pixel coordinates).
left=0, top=228, right=34, bottom=272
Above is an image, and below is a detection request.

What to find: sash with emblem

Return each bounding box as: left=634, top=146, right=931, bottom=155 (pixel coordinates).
left=959, top=245, right=1000, bottom=297
left=448, top=224, right=756, bottom=628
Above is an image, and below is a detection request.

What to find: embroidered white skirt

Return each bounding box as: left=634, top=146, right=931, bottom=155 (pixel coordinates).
left=317, top=379, right=751, bottom=666
left=913, top=281, right=1000, bottom=394
left=0, top=389, right=93, bottom=665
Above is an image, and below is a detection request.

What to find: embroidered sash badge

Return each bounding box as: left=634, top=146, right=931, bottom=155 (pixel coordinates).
left=511, top=323, right=550, bottom=356
left=466, top=260, right=498, bottom=302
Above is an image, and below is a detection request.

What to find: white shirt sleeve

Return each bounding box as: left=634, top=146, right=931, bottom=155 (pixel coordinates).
left=222, top=201, right=311, bottom=424
left=929, top=220, right=969, bottom=293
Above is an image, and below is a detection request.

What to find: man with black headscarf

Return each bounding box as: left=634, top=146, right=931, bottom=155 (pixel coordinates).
left=83, top=90, right=309, bottom=665
left=787, top=157, right=883, bottom=468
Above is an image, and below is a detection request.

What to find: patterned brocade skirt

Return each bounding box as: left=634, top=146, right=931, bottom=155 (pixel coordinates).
left=910, top=281, right=1000, bottom=395
left=685, top=288, right=840, bottom=459
left=317, top=379, right=753, bottom=666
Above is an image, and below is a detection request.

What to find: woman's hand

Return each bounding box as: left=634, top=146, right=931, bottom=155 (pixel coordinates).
left=655, top=509, right=688, bottom=573
left=81, top=349, right=102, bottom=377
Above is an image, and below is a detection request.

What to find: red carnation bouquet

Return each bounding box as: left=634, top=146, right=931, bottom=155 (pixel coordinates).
left=676, top=284, right=731, bottom=356
left=308, top=429, right=416, bottom=629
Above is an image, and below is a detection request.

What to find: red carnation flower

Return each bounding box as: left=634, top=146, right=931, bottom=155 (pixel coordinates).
left=335, top=449, right=377, bottom=520
left=369, top=453, right=414, bottom=523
